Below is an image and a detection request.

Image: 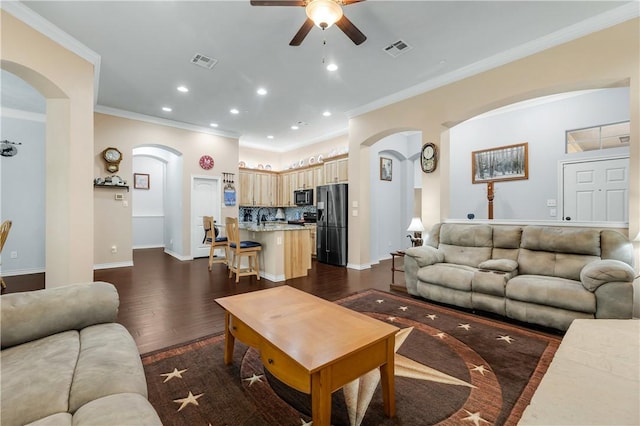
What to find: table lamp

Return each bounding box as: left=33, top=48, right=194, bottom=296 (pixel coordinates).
left=407, top=217, right=425, bottom=247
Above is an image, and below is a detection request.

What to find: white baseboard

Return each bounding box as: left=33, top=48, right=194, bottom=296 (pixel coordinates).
left=164, top=249, right=192, bottom=261
left=347, top=263, right=371, bottom=270
left=133, top=244, right=165, bottom=249
left=0, top=267, right=45, bottom=277
left=93, top=261, right=134, bottom=270
left=260, top=271, right=286, bottom=282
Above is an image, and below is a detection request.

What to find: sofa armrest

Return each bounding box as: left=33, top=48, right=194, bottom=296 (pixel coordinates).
left=404, top=245, right=444, bottom=268
left=1, top=282, right=119, bottom=349
left=478, top=259, right=518, bottom=273
left=580, top=260, right=635, bottom=292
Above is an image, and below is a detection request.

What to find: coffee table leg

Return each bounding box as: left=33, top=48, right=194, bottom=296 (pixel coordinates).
left=311, top=369, right=331, bottom=426
left=223, top=311, right=235, bottom=365
left=380, top=335, right=396, bottom=417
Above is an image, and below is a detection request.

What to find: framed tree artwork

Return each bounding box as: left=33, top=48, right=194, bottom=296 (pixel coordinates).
left=472, top=143, right=528, bottom=184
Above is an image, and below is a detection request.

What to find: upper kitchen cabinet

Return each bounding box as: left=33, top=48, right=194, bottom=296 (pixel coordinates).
left=239, top=170, right=278, bottom=207
left=323, top=155, right=348, bottom=184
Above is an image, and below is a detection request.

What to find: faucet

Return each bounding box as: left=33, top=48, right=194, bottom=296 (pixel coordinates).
left=256, top=207, right=268, bottom=226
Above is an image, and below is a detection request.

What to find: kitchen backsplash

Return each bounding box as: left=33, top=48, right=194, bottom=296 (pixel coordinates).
left=239, top=206, right=316, bottom=223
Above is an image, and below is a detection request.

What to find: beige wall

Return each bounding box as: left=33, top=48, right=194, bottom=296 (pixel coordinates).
left=349, top=18, right=640, bottom=313
left=2, top=10, right=95, bottom=287
left=94, top=113, right=239, bottom=264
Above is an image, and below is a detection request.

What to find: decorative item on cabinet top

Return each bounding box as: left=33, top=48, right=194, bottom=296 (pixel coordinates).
left=94, top=176, right=129, bottom=191
left=1, top=139, right=21, bottom=157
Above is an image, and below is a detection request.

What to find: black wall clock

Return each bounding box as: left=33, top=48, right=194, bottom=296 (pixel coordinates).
left=421, top=142, right=438, bottom=173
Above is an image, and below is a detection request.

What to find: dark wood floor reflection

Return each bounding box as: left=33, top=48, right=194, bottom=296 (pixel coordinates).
left=2, top=249, right=399, bottom=354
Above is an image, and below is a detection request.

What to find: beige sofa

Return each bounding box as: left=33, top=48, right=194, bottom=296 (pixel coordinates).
left=404, top=223, right=636, bottom=331
left=1, top=282, right=162, bottom=426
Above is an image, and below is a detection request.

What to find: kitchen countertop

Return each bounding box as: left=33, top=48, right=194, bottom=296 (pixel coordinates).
left=240, top=222, right=311, bottom=232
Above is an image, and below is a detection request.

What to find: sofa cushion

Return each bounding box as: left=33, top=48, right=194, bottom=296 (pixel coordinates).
left=69, top=323, right=149, bottom=413
left=472, top=270, right=515, bottom=296
left=580, top=259, right=636, bottom=292
left=493, top=226, right=522, bottom=248
left=600, top=230, right=635, bottom=265
left=72, top=393, right=162, bottom=425
left=26, top=413, right=72, bottom=426
left=1, top=331, right=79, bottom=426
left=438, top=224, right=493, bottom=267
left=1, top=282, right=118, bottom=349
left=520, top=226, right=601, bottom=256
left=417, top=263, right=475, bottom=291
left=518, top=249, right=599, bottom=281
left=507, top=275, right=596, bottom=313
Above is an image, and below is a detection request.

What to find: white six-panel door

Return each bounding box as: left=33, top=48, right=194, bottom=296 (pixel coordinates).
left=562, top=157, right=629, bottom=222
left=191, top=176, right=221, bottom=258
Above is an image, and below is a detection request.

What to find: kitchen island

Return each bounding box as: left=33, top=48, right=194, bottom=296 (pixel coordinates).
left=239, top=223, right=312, bottom=281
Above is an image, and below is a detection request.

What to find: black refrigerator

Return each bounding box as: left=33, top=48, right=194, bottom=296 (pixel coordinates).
left=316, top=183, right=348, bottom=266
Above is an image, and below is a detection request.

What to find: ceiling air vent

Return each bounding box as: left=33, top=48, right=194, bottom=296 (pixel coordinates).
left=384, top=40, right=412, bottom=58
left=191, top=53, right=218, bottom=70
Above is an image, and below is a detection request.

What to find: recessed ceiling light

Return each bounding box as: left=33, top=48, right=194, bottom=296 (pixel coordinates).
left=291, top=125, right=299, bottom=130
left=267, top=135, right=274, bottom=139
left=257, top=88, right=267, bottom=96
left=230, top=108, right=239, bottom=114
left=210, top=123, right=218, bottom=128
left=323, top=111, right=331, bottom=117
left=177, top=85, right=189, bottom=93
left=162, top=106, right=172, bottom=112
left=326, top=63, right=338, bottom=71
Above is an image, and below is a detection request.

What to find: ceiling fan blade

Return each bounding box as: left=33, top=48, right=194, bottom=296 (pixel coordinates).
left=290, top=18, right=314, bottom=46
left=336, top=15, right=366, bottom=45
left=250, top=0, right=306, bottom=6
left=342, top=0, right=366, bottom=4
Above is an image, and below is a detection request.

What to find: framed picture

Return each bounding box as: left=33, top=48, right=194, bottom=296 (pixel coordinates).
left=380, top=157, right=392, bottom=181
left=472, top=142, right=528, bottom=184
left=134, top=173, right=150, bottom=189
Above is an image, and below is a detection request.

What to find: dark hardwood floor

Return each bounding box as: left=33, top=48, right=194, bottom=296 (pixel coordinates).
left=2, top=249, right=401, bottom=354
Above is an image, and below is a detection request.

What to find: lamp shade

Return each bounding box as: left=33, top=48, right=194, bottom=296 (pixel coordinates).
left=306, top=0, right=343, bottom=29
left=407, top=217, right=425, bottom=233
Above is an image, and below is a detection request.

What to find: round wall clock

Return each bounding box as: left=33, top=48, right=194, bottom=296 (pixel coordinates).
left=199, top=155, right=214, bottom=170
left=102, top=147, right=122, bottom=173
left=421, top=142, right=438, bottom=173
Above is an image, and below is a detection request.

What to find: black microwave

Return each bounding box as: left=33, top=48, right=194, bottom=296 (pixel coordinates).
left=294, top=189, right=313, bottom=206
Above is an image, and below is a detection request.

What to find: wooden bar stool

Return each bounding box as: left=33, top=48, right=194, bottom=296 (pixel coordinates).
left=225, top=217, right=262, bottom=283
left=0, top=220, right=13, bottom=290
left=203, top=216, right=228, bottom=271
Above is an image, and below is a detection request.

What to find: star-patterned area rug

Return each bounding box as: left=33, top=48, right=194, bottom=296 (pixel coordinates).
left=141, top=289, right=561, bottom=426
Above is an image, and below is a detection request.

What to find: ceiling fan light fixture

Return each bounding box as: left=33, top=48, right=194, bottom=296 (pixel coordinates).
left=306, top=0, right=343, bottom=29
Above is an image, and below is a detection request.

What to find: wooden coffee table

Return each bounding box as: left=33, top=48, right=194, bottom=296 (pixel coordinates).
left=215, top=286, right=399, bottom=426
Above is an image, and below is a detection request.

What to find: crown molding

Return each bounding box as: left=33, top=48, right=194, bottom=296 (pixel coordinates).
left=347, top=3, right=640, bottom=119
left=240, top=127, right=348, bottom=153
left=1, top=0, right=102, bottom=105
left=94, top=105, right=240, bottom=139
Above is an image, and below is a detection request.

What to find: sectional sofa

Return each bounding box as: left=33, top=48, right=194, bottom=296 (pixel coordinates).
left=403, top=223, right=636, bottom=331
left=0, top=282, right=161, bottom=426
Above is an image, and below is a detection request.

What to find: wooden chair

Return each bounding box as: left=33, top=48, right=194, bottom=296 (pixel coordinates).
left=203, top=216, right=228, bottom=271
left=1, top=220, right=13, bottom=289
left=225, top=217, right=262, bottom=283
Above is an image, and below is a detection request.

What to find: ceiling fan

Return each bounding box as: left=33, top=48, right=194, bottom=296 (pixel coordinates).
left=250, top=0, right=367, bottom=46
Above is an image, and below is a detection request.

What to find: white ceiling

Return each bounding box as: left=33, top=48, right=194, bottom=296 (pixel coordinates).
left=5, top=1, right=637, bottom=152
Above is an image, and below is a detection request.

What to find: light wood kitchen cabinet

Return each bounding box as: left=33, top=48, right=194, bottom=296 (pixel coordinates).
left=306, top=224, right=317, bottom=257
left=239, top=171, right=255, bottom=206
left=239, top=170, right=278, bottom=206
left=280, top=171, right=298, bottom=207
left=323, top=156, right=348, bottom=184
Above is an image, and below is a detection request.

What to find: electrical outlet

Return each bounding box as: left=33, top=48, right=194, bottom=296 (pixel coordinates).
left=10, top=251, right=18, bottom=259
left=111, top=246, right=117, bottom=254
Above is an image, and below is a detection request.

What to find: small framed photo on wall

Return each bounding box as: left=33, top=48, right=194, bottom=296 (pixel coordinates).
left=134, top=173, right=150, bottom=190
left=380, top=157, right=392, bottom=181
